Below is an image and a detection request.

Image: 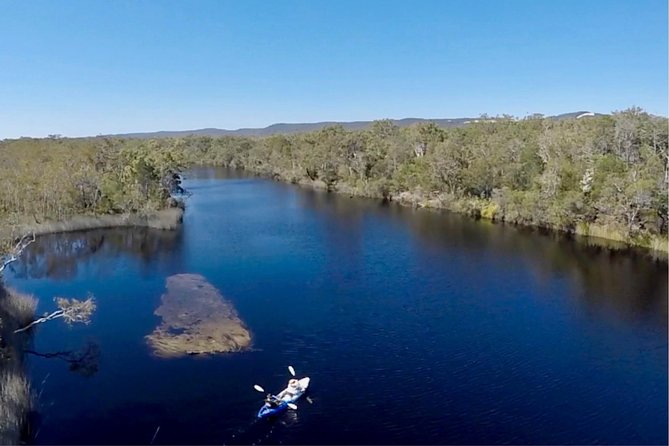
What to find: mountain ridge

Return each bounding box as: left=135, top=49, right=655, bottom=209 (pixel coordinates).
left=102, top=111, right=602, bottom=139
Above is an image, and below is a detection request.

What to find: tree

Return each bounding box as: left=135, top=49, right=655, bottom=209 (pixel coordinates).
left=410, top=122, right=445, bottom=158
left=613, top=107, right=645, bottom=164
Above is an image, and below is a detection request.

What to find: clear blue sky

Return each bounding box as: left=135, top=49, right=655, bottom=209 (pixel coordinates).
left=0, top=0, right=666, bottom=138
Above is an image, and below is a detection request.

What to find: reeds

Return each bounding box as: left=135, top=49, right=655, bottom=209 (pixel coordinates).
left=0, top=289, right=37, bottom=329
left=0, top=369, right=31, bottom=444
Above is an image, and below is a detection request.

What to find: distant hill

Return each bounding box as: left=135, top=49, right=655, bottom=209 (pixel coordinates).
left=104, top=111, right=603, bottom=139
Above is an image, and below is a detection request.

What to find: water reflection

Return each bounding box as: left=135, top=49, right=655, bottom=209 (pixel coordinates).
left=294, top=187, right=667, bottom=328
left=5, top=169, right=667, bottom=445
left=25, top=341, right=100, bottom=377
left=298, top=190, right=367, bottom=285
left=11, top=227, right=183, bottom=280
left=391, top=206, right=668, bottom=328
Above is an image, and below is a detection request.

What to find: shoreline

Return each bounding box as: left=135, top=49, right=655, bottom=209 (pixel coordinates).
left=281, top=175, right=668, bottom=258
left=0, top=207, right=184, bottom=443
left=0, top=287, right=35, bottom=444
left=1, top=207, right=184, bottom=242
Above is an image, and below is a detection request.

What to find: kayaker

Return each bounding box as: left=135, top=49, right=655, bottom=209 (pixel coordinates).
left=285, top=379, right=301, bottom=397
left=276, top=379, right=302, bottom=401
left=265, top=394, right=280, bottom=408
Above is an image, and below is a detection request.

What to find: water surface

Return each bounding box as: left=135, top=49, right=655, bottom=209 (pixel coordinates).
left=7, top=167, right=667, bottom=444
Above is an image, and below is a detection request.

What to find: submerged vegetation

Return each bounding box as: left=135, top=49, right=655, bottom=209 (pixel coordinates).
left=146, top=274, right=252, bottom=358
left=0, top=107, right=667, bottom=251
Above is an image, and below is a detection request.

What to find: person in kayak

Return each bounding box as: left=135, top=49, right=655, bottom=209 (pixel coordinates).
left=265, top=394, right=281, bottom=408
left=277, top=379, right=302, bottom=401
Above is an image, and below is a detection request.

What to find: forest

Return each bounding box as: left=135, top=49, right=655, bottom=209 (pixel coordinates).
left=0, top=137, right=186, bottom=249
left=0, top=107, right=667, bottom=253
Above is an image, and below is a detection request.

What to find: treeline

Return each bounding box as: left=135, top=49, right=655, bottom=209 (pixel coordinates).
left=0, top=107, right=667, bottom=251
left=0, top=137, right=186, bottom=229
left=176, top=107, right=667, bottom=250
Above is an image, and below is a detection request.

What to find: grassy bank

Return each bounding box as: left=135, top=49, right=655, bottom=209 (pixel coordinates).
left=0, top=287, right=36, bottom=444
left=0, top=137, right=186, bottom=257
left=3, top=207, right=183, bottom=239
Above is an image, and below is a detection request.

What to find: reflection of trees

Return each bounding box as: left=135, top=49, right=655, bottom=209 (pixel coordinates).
left=296, top=186, right=667, bottom=327
left=10, top=227, right=183, bottom=280
left=25, top=341, right=100, bottom=377
left=388, top=204, right=668, bottom=327
left=297, top=190, right=370, bottom=284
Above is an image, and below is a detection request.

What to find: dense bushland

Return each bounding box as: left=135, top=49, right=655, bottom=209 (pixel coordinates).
left=0, top=137, right=186, bottom=242
left=176, top=108, right=667, bottom=250
left=0, top=107, right=666, bottom=251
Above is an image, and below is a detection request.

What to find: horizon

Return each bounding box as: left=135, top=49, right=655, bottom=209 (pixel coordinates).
left=0, top=108, right=665, bottom=140
left=2, top=109, right=662, bottom=140
left=1, top=0, right=667, bottom=139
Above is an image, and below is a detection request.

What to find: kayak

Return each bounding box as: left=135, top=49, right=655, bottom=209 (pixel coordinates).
left=257, top=377, right=310, bottom=419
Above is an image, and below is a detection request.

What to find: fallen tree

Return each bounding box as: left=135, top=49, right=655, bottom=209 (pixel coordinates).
left=14, top=295, right=96, bottom=334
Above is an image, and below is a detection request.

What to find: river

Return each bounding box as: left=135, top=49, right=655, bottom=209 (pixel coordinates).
left=5, top=167, right=667, bottom=444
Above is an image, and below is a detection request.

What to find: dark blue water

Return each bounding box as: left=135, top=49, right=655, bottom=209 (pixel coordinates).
left=6, top=167, right=667, bottom=445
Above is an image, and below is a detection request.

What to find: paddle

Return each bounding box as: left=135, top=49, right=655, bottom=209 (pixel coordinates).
left=255, top=385, right=297, bottom=409
left=287, top=367, right=299, bottom=410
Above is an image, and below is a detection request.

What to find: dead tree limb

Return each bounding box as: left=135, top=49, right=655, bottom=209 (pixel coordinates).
left=0, top=233, right=35, bottom=274
left=14, top=296, right=96, bottom=334
left=13, top=309, right=65, bottom=333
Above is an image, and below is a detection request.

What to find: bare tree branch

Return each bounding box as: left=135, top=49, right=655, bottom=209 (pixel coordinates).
left=14, top=295, right=96, bottom=334
left=0, top=233, right=35, bottom=274
left=13, top=309, right=65, bottom=333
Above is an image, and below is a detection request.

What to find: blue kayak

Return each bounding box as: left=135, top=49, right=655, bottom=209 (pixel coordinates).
left=257, top=377, right=310, bottom=419
left=257, top=400, right=289, bottom=418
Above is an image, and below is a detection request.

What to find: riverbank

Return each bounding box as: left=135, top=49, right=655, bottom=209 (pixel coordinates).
left=0, top=287, right=36, bottom=444
left=0, top=206, right=183, bottom=443
left=4, top=167, right=667, bottom=445
left=0, top=207, right=184, bottom=243
left=285, top=175, right=668, bottom=257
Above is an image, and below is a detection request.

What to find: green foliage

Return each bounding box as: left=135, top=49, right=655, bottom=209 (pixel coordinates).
left=1, top=108, right=667, bottom=251
left=0, top=137, right=185, bottom=232
left=393, top=158, right=433, bottom=192
left=174, top=109, right=665, bottom=246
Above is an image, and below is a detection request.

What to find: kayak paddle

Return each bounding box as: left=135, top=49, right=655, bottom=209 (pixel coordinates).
left=256, top=384, right=297, bottom=409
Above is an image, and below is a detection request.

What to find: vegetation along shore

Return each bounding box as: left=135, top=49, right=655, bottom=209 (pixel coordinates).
left=0, top=108, right=666, bottom=443
left=0, top=107, right=667, bottom=254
